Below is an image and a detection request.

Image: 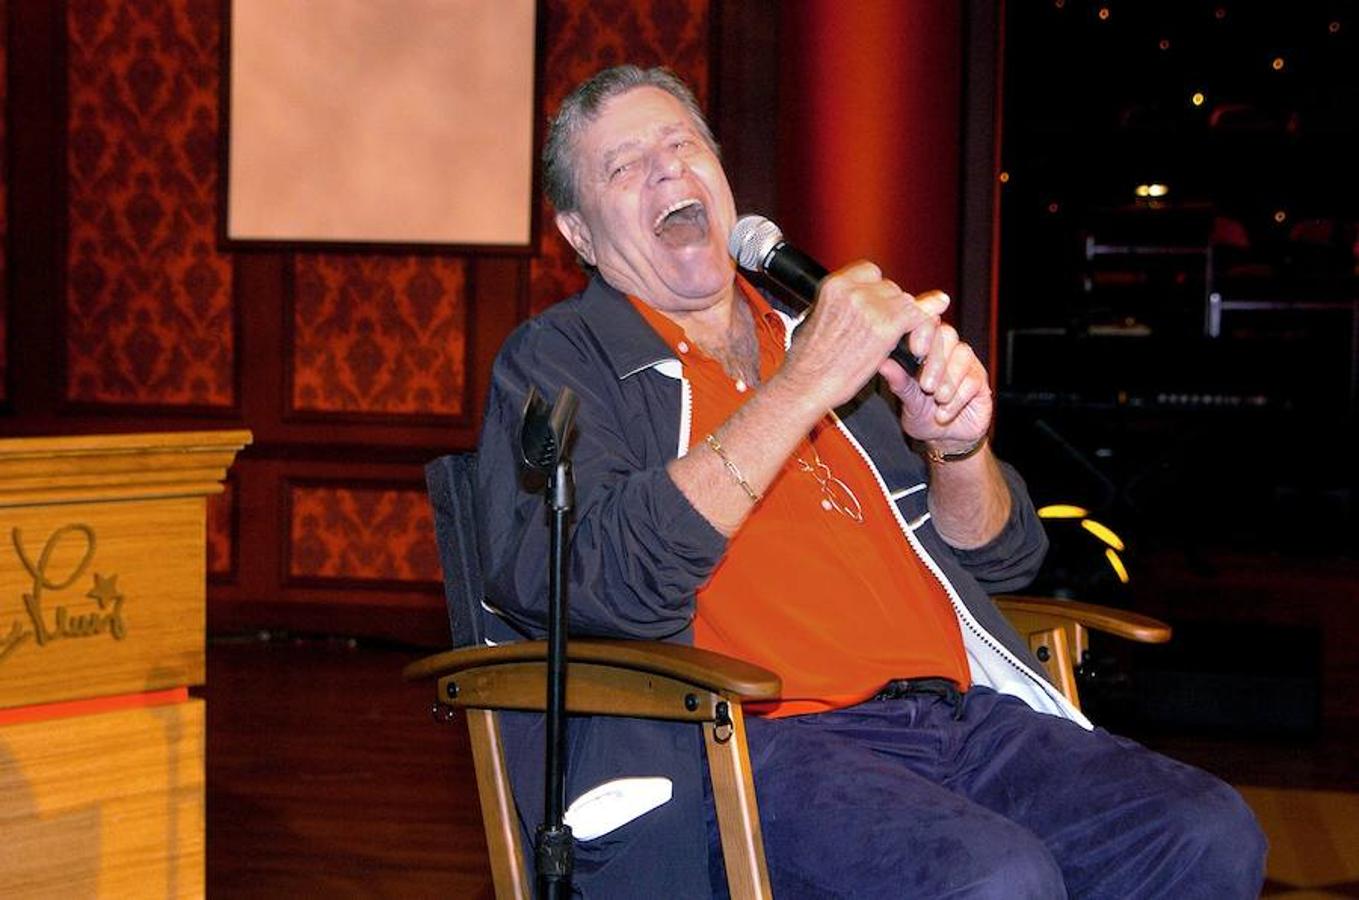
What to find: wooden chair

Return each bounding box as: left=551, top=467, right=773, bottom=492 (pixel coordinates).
left=405, top=453, right=1170, bottom=899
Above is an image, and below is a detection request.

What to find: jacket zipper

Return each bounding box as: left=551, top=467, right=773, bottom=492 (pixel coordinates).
left=829, top=411, right=1086, bottom=724
left=773, top=308, right=1082, bottom=722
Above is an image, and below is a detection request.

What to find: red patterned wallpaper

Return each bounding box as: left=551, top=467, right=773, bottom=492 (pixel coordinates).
left=206, top=479, right=233, bottom=577
left=529, top=0, right=713, bottom=314
left=291, top=256, right=467, bottom=416
left=288, top=485, right=440, bottom=584
left=65, top=0, right=234, bottom=406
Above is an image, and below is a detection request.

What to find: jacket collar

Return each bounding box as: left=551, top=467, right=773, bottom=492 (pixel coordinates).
left=574, top=274, right=803, bottom=381
left=574, top=275, right=678, bottom=381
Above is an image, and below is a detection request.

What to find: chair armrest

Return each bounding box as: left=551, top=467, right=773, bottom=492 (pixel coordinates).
left=404, top=639, right=781, bottom=722
left=996, top=595, right=1171, bottom=644
left=996, top=595, right=1170, bottom=708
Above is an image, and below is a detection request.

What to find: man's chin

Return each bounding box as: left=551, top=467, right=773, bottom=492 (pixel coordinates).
left=662, top=265, right=736, bottom=304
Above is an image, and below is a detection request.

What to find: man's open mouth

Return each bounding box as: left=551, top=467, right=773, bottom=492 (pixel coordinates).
left=652, top=198, right=708, bottom=247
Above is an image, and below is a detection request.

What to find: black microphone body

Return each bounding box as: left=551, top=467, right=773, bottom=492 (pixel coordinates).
left=762, top=240, right=828, bottom=308
left=732, top=219, right=921, bottom=376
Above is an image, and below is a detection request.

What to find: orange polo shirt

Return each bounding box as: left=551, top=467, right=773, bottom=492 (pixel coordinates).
left=628, top=279, right=970, bottom=717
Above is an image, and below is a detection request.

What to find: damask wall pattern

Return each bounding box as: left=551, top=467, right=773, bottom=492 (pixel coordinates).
left=287, top=484, right=441, bottom=584
left=66, top=0, right=234, bottom=406
left=290, top=255, right=467, bottom=416
left=528, top=0, right=712, bottom=314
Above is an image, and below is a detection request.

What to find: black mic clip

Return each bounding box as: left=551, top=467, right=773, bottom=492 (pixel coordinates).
left=519, top=386, right=580, bottom=511
left=519, top=386, right=579, bottom=474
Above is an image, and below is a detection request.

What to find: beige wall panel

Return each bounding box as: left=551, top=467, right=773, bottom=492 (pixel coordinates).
left=228, top=0, right=536, bottom=245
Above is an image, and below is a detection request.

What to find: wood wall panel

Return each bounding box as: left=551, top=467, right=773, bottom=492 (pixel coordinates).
left=65, top=0, right=234, bottom=408
left=289, top=255, right=467, bottom=418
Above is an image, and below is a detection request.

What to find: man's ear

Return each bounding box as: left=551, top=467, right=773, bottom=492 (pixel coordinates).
left=555, top=211, right=596, bottom=266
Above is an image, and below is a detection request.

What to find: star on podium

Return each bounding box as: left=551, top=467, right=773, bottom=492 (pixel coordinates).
left=86, top=573, right=124, bottom=609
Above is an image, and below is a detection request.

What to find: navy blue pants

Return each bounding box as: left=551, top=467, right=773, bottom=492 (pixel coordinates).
left=715, top=686, right=1266, bottom=899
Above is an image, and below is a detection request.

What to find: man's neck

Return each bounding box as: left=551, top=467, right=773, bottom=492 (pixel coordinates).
left=663, top=282, right=760, bottom=385
left=660, top=282, right=739, bottom=348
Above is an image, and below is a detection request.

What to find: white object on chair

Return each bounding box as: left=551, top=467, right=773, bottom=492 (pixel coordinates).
left=563, top=777, right=674, bottom=841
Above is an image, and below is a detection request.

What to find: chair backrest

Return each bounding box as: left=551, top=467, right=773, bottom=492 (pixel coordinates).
left=424, top=453, right=485, bottom=650
left=419, top=450, right=776, bottom=898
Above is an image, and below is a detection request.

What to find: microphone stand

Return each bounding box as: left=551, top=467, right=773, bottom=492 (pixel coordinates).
left=519, top=385, right=579, bottom=900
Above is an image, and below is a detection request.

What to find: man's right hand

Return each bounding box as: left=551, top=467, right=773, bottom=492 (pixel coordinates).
left=779, top=260, right=950, bottom=412
left=669, top=261, right=948, bottom=537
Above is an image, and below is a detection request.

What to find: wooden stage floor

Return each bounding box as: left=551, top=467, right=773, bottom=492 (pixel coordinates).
left=204, top=636, right=494, bottom=897
left=204, top=635, right=1359, bottom=898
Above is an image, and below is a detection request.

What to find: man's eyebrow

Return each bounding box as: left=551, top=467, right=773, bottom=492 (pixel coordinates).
left=600, top=122, right=695, bottom=171
left=601, top=139, right=641, bottom=172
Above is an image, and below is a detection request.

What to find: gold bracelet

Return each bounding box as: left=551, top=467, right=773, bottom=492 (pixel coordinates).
left=922, top=434, right=988, bottom=465
left=704, top=433, right=761, bottom=502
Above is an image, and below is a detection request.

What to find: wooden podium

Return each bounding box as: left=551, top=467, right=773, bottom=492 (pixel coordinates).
left=0, top=430, right=250, bottom=898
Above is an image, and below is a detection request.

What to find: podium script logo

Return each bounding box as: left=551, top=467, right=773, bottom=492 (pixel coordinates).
left=1, top=525, right=128, bottom=665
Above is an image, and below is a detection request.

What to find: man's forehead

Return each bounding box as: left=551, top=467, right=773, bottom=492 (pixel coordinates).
left=587, top=89, right=694, bottom=151
left=598, top=121, right=690, bottom=160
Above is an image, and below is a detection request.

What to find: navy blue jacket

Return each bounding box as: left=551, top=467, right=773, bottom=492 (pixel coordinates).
left=475, top=276, right=1086, bottom=896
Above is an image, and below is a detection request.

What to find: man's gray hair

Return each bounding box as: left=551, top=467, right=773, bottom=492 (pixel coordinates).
left=543, top=65, right=719, bottom=213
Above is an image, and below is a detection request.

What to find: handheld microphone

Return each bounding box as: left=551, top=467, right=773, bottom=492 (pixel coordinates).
left=728, top=214, right=920, bottom=376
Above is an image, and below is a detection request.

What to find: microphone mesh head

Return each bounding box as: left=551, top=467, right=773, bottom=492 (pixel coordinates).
left=728, top=215, right=783, bottom=272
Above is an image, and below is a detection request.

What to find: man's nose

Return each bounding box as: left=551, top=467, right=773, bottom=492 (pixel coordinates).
left=648, top=145, right=685, bottom=182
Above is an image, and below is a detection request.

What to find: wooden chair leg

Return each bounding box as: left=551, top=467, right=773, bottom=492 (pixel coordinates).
left=466, top=709, right=530, bottom=899
left=704, top=703, right=773, bottom=900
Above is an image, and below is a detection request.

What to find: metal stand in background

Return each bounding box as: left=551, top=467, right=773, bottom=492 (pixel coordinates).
left=518, top=385, right=580, bottom=900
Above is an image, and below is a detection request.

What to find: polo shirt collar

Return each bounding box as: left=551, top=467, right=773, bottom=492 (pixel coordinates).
left=574, top=274, right=796, bottom=381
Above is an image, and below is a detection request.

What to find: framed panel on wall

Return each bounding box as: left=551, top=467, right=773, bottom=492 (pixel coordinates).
left=225, top=0, right=537, bottom=251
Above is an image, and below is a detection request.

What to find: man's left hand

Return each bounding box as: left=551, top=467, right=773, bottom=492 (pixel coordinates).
left=877, top=291, right=992, bottom=453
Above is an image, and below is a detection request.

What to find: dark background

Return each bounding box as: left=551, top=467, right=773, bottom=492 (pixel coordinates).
left=993, top=0, right=1358, bottom=739
left=997, top=0, right=1357, bottom=553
